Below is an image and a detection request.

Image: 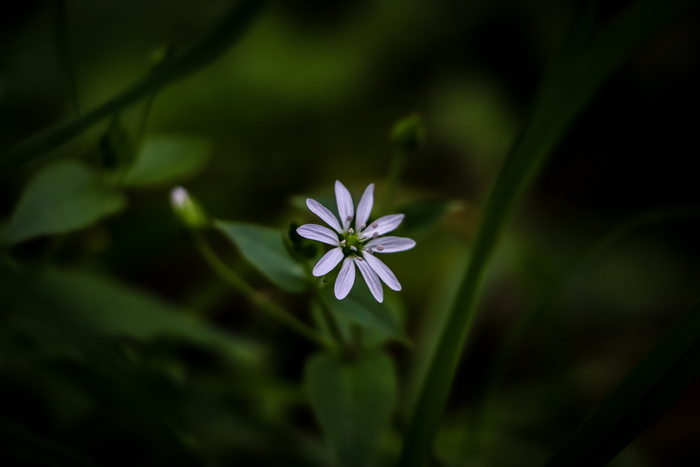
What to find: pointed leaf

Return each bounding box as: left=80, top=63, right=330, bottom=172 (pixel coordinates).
left=7, top=268, right=261, bottom=364
left=305, top=351, right=397, bottom=467
left=322, top=281, right=410, bottom=345
left=2, top=160, right=125, bottom=245
left=215, top=220, right=307, bottom=292
left=124, top=135, right=212, bottom=187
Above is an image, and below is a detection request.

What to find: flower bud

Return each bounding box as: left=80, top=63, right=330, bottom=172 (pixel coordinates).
left=170, top=186, right=207, bottom=229
left=391, top=113, right=426, bottom=152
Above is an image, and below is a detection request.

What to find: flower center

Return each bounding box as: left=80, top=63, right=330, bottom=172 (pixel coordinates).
left=340, top=230, right=365, bottom=256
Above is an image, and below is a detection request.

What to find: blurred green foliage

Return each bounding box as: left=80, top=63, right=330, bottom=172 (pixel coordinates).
left=1, top=1, right=700, bottom=466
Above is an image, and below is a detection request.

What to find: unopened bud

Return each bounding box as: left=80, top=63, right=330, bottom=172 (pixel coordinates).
left=170, top=186, right=207, bottom=229
left=391, top=113, right=425, bottom=152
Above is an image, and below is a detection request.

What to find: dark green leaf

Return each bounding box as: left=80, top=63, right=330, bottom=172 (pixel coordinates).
left=305, top=350, right=397, bottom=467
left=399, top=1, right=699, bottom=465
left=322, top=282, right=410, bottom=346
left=399, top=199, right=463, bottom=238
left=215, top=221, right=307, bottom=292
left=124, top=135, right=213, bottom=187
left=8, top=268, right=261, bottom=364
left=1, top=160, right=126, bottom=246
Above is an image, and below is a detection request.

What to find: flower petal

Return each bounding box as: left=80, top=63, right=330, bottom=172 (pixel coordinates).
left=296, top=224, right=339, bottom=246
left=354, top=256, right=383, bottom=302
left=334, top=256, right=356, bottom=299
left=313, top=247, right=344, bottom=277
left=364, top=253, right=401, bottom=291
left=335, top=180, right=354, bottom=232
left=362, top=214, right=404, bottom=237
left=306, top=198, right=342, bottom=233
left=365, top=236, right=416, bottom=253
left=355, top=183, right=374, bottom=231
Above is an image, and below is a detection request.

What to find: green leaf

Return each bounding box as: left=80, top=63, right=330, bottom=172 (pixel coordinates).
left=399, top=1, right=699, bottom=465
left=215, top=220, right=307, bottom=292
left=305, top=351, right=397, bottom=467
left=124, top=135, right=213, bottom=187
left=398, top=199, right=463, bottom=238
left=322, top=282, right=410, bottom=346
left=1, top=160, right=126, bottom=246
left=543, top=300, right=700, bottom=467
left=8, top=268, right=261, bottom=364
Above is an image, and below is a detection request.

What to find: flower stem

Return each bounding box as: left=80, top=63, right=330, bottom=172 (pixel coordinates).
left=0, top=0, right=264, bottom=172
left=192, top=232, right=336, bottom=351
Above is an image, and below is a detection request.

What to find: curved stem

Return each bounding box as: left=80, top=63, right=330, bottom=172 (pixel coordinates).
left=0, top=0, right=264, bottom=173
left=193, top=232, right=337, bottom=351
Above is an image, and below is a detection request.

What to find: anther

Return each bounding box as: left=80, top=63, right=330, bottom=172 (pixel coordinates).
left=372, top=232, right=379, bottom=239
left=377, top=245, right=385, bottom=251
left=356, top=257, right=364, bottom=262
left=367, top=248, right=373, bottom=254
left=348, top=228, right=354, bottom=234
left=346, top=215, right=353, bottom=222
left=360, top=223, right=367, bottom=229
left=340, top=240, right=346, bottom=246
left=371, top=222, right=378, bottom=229
left=350, top=246, right=357, bottom=251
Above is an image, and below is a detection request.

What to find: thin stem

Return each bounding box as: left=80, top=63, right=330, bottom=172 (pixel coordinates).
left=193, top=232, right=336, bottom=351
left=316, top=294, right=347, bottom=350
left=0, top=0, right=264, bottom=173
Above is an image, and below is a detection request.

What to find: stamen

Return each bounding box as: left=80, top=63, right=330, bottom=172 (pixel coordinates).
left=346, top=215, right=353, bottom=222
left=372, top=232, right=379, bottom=239
left=371, top=221, right=378, bottom=229
left=348, top=228, right=354, bottom=234
left=350, top=246, right=357, bottom=251
left=377, top=245, right=385, bottom=251
left=340, top=239, right=346, bottom=246
left=360, top=223, right=367, bottom=229
left=367, top=248, right=373, bottom=254
left=356, top=257, right=364, bottom=262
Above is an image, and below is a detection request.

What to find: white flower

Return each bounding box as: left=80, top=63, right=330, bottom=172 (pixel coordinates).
left=297, top=181, right=416, bottom=302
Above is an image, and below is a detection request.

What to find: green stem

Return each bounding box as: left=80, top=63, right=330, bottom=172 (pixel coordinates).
left=397, top=1, right=696, bottom=465
left=0, top=0, right=264, bottom=173
left=193, top=232, right=336, bottom=350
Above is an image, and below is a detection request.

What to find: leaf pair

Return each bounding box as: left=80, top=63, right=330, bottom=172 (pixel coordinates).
left=1, top=135, right=211, bottom=246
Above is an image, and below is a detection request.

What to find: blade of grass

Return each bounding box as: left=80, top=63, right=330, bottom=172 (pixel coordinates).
left=0, top=0, right=264, bottom=173
left=398, top=1, right=698, bottom=465
left=543, top=298, right=700, bottom=467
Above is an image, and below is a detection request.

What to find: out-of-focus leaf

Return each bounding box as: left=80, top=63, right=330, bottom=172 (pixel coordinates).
left=1, top=160, right=125, bottom=245
left=322, top=283, right=410, bottom=346
left=99, top=115, right=135, bottom=171
left=399, top=1, right=699, bottom=465
left=124, top=135, right=212, bottom=187
left=8, top=268, right=261, bottom=364
left=305, top=350, right=397, bottom=467
left=399, top=199, right=463, bottom=237
left=215, top=221, right=307, bottom=292
left=543, top=299, right=700, bottom=467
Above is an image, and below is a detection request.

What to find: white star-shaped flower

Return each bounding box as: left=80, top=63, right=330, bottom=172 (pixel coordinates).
left=297, top=181, right=416, bottom=302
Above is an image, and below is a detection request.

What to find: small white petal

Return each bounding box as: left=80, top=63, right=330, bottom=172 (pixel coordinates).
left=362, top=214, right=404, bottom=237
left=334, top=256, right=356, bottom=299
left=335, top=181, right=354, bottom=232
left=364, top=253, right=401, bottom=291
left=354, top=256, right=383, bottom=302
left=313, top=247, right=344, bottom=277
left=306, top=198, right=342, bottom=233
left=355, top=184, right=374, bottom=231
left=365, top=236, right=416, bottom=253
left=296, top=224, right=340, bottom=246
